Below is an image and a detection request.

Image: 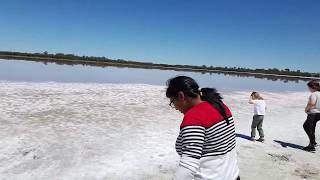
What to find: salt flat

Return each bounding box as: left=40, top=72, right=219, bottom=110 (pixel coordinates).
left=0, top=82, right=319, bottom=180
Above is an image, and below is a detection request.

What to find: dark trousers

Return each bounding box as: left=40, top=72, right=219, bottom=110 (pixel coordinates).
left=303, top=113, right=320, bottom=146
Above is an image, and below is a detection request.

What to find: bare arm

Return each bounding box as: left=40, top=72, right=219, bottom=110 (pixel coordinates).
left=249, top=96, right=254, bottom=104
left=305, top=95, right=316, bottom=113
left=305, top=101, right=316, bottom=113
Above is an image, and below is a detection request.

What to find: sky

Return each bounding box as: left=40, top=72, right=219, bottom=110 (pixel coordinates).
left=0, top=0, right=319, bottom=73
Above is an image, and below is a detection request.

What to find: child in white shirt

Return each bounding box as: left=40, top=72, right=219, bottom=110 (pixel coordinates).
left=249, top=92, right=266, bottom=142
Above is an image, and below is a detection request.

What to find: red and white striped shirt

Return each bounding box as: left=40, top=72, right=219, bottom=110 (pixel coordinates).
left=174, top=101, right=239, bottom=180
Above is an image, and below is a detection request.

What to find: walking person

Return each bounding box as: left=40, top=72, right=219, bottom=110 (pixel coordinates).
left=302, top=80, right=320, bottom=152
left=166, top=76, right=240, bottom=180
left=249, top=92, right=266, bottom=142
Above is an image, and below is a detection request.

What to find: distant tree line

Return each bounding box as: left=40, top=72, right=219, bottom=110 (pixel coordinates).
left=0, top=50, right=319, bottom=79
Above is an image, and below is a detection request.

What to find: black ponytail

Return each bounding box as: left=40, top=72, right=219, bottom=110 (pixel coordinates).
left=200, top=88, right=229, bottom=125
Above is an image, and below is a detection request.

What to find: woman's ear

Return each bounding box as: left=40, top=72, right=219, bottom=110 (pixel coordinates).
left=177, top=91, right=185, bottom=101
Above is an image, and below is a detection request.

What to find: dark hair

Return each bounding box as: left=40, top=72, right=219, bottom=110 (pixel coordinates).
left=166, top=76, right=229, bottom=124
left=251, top=91, right=264, bottom=100
left=307, top=80, right=320, bottom=91
left=251, top=92, right=257, bottom=96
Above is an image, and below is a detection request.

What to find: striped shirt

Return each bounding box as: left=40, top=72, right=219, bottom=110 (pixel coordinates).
left=174, top=101, right=239, bottom=180
left=176, top=102, right=236, bottom=158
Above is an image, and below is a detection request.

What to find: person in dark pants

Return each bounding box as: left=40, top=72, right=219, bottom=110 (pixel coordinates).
left=303, top=80, right=320, bottom=152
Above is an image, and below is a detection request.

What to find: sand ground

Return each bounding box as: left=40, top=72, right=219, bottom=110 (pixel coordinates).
left=0, top=82, right=319, bottom=180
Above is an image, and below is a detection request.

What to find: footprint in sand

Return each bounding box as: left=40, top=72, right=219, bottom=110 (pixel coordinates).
left=267, top=153, right=293, bottom=162
left=294, top=163, right=319, bottom=179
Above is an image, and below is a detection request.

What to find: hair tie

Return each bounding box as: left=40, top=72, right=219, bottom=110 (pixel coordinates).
left=198, top=88, right=203, bottom=96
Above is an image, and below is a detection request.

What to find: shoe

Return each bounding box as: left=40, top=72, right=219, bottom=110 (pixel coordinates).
left=256, top=138, right=265, bottom=143
left=302, top=146, right=316, bottom=152
left=309, top=142, right=317, bottom=147
left=250, top=137, right=256, bottom=141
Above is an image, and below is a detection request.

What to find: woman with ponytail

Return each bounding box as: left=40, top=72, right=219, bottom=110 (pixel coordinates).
left=166, top=76, right=239, bottom=180
left=302, top=80, right=320, bottom=152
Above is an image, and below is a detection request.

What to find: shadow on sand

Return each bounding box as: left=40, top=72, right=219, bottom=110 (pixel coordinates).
left=274, top=140, right=304, bottom=150
left=235, top=133, right=252, bottom=141
left=236, top=134, right=305, bottom=151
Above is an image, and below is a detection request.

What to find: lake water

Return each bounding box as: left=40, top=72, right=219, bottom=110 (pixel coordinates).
left=0, top=59, right=309, bottom=92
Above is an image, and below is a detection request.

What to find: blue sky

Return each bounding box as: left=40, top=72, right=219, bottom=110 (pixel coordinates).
left=0, top=0, right=319, bottom=72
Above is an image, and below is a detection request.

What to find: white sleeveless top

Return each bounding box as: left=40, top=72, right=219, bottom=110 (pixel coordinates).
left=309, top=91, right=320, bottom=114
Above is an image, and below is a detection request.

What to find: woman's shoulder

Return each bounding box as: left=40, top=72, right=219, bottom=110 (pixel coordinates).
left=181, top=111, right=203, bottom=128
left=313, top=91, right=320, bottom=95
left=184, top=102, right=208, bottom=119
left=310, top=91, right=320, bottom=97
left=181, top=102, right=218, bottom=127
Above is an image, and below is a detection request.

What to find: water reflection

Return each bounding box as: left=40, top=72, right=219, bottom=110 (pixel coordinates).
left=0, top=59, right=307, bottom=92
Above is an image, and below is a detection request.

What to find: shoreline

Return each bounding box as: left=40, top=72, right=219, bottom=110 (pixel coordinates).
left=1, top=55, right=319, bottom=82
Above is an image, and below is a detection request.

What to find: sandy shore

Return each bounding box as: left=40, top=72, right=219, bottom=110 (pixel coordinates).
left=0, top=82, right=319, bottom=180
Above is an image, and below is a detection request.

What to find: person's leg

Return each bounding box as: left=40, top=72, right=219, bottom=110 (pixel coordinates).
left=312, top=113, right=320, bottom=145
left=257, top=116, right=264, bottom=140
left=308, top=114, right=317, bottom=146
left=251, top=116, right=258, bottom=139
left=303, top=114, right=316, bottom=151
left=303, top=114, right=314, bottom=146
